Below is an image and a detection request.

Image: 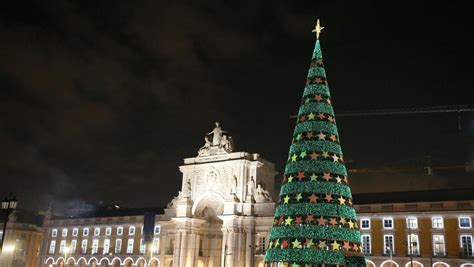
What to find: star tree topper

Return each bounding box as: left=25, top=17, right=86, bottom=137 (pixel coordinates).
left=312, top=19, right=325, bottom=39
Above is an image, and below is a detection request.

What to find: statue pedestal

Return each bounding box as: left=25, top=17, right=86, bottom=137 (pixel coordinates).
left=243, top=196, right=255, bottom=216
left=176, top=197, right=193, bottom=217
left=223, top=194, right=239, bottom=215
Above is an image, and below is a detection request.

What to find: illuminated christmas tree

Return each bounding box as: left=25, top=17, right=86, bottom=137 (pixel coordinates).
left=265, top=20, right=366, bottom=267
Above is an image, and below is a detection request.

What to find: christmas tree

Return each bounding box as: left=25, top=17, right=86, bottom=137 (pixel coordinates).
left=265, top=20, right=366, bottom=267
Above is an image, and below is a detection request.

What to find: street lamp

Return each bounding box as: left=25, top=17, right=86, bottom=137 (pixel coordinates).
left=148, top=244, right=156, bottom=267
left=386, top=246, right=393, bottom=267
left=1, top=195, right=18, bottom=254
left=64, top=246, right=70, bottom=267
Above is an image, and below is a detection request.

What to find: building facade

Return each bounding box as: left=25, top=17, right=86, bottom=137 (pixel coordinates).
left=40, top=125, right=278, bottom=267
left=37, top=125, right=474, bottom=267
left=0, top=212, right=43, bottom=267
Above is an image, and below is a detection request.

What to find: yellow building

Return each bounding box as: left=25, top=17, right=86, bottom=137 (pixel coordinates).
left=355, top=190, right=474, bottom=267
left=0, top=211, right=43, bottom=267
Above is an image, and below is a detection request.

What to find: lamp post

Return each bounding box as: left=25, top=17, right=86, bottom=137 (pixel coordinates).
left=64, top=246, right=70, bottom=267
left=148, top=244, right=156, bottom=267
left=387, top=246, right=393, bottom=267
left=1, top=195, right=18, bottom=254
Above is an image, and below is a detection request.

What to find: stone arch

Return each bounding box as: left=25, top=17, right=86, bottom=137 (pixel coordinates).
left=366, top=259, right=376, bottom=267
left=77, top=257, right=87, bottom=267
left=111, top=257, right=121, bottom=267
left=193, top=192, right=225, bottom=221
left=99, top=257, right=110, bottom=267
left=66, top=257, right=76, bottom=267
left=89, top=257, right=98, bottom=267
left=123, top=257, right=133, bottom=267
left=45, top=257, right=54, bottom=267
left=460, top=264, right=474, bottom=267
left=149, top=257, right=160, bottom=267
left=136, top=257, right=146, bottom=267
left=381, top=260, right=399, bottom=267
left=405, top=261, right=423, bottom=267
left=433, top=262, right=449, bottom=267
left=56, top=257, right=65, bottom=267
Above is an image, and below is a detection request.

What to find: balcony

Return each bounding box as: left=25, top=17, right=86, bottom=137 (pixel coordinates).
left=460, top=252, right=474, bottom=259
left=433, top=252, right=446, bottom=257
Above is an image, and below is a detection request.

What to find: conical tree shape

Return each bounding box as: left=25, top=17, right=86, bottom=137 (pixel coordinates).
left=264, top=38, right=366, bottom=266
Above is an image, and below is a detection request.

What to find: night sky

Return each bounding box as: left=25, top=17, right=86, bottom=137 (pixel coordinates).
left=1, top=1, right=473, bottom=213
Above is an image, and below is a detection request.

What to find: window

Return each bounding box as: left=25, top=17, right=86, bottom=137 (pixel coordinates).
left=94, top=227, right=100, bottom=236
left=83, top=228, right=89, bottom=236
left=360, top=218, right=370, bottom=229
left=59, top=240, right=66, bottom=253
left=459, top=217, right=472, bottom=228
left=81, top=240, right=88, bottom=254
left=117, top=226, right=123, bottom=236
left=383, top=218, right=394, bottom=229
left=433, top=235, right=445, bottom=256
left=407, top=234, right=420, bottom=256
left=129, top=226, right=136, bottom=235
left=154, top=225, right=161, bottom=235
left=127, top=239, right=134, bottom=254
left=92, top=239, right=99, bottom=254
left=105, top=227, right=112, bottom=236
left=72, top=228, right=79, bottom=237
left=140, top=238, right=146, bottom=254
left=62, top=229, right=68, bottom=237
left=406, top=217, right=418, bottom=229
left=167, top=238, right=175, bottom=255
left=461, top=235, right=473, bottom=257
left=152, top=238, right=160, bottom=253
left=432, top=217, right=444, bottom=229
left=51, top=229, right=58, bottom=237
left=104, top=239, right=110, bottom=254
left=383, top=235, right=394, bottom=255
left=115, top=239, right=122, bottom=254
left=71, top=240, right=77, bottom=254
left=361, top=235, right=371, bottom=255
left=49, top=240, right=56, bottom=254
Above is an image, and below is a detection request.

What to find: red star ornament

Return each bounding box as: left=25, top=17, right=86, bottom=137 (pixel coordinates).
left=308, top=194, right=318, bottom=203
left=299, top=115, right=306, bottom=122
left=343, top=241, right=351, bottom=251
left=324, top=194, right=333, bottom=202
left=329, top=217, right=337, bottom=226
left=323, top=172, right=332, bottom=181
left=310, top=152, right=319, bottom=160
left=314, top=94, right=323, bottom=102
left=297, top=171, right=305, bottom=181
left=306, top=215, right=315, bottom=223
left=317, top=216, right=326, bottom=226
left=295, top=216, right=303, bottom=225
left=306, top=131, right=314, bottom=139
left=281, top=239, right=289, bottom=249
left=329, top=134, right=337, bottom=142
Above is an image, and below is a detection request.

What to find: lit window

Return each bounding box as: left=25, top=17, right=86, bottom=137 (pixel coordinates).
left=49, top=240, right=56, bottom=254
left=152, top=238, right=160, bottom=253
left=407, top=234, right=420, bottom=256
left=92, top=239, right=99, bottom=254
left=383, top=235, right=394, bottom=255
left=71, top=240, right=77, bottom=254
left=460, top=235, right=473, bottom=257
left=62, top=229, right=68, bottom=237
left=360, top=218, right=370, bottom=229
left=51, top=229, right=58, bottom=237
left=117, top=226, right=123, bottom=236
left=154, top=225, right=161, bottom=235
left=59, top=240, right=66, bottom=253
left=83, top=228, right=89, bottom=237
left=103, top=239, right=110, bottom=254
left=361, top=235, right=371, bottom=255
left=432, top=217, right=444, bottom=229
left=459, top=217, right=472, bottom=228
left=140, top=238, right=146, bottom=254
left=94, top=227, right=100, bottom=236
left=433, top=235, right=445, bottom=256
left=129, top=226, right=136, bottom=235
left=72, top=228, right=78, bottom=237
left=383, top=218, right=393, bottom=229
left=115, top=239, right=122, bottom=254
left=81, top=240, right=88, bottom=254
left=406, top=217, right=418, bottom=229
left=105, top=227, right=112, bottom=236
left=127, top=239, right=134, bottom=254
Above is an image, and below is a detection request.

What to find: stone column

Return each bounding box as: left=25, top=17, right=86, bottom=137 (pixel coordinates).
left=220, top=230, right=229, bottom=267
left=245, top=228, right=255, bottom=267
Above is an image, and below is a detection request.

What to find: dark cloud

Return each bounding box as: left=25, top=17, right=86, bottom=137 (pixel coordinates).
left=0, top=1, right=473, bottom=212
